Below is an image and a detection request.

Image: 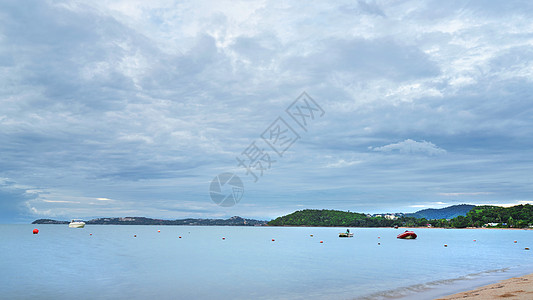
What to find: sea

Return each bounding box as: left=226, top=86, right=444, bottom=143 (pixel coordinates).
left=1, top=225, right=532, bottom=300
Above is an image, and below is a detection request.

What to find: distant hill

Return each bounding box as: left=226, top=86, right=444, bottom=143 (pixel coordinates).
left=32, top=219, right=69, bottom=224
left=268, top=209, right=393, bottom=227
left=405, top=204, right=476, bottom=220
left=32, top=216, right=267, bottom=226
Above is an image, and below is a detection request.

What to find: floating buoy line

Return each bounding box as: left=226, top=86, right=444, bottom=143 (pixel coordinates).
left=34, top=229, right=531, bottom=253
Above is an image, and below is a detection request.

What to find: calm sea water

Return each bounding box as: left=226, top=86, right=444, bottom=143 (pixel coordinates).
left=1, top=225, right=532, bottom=300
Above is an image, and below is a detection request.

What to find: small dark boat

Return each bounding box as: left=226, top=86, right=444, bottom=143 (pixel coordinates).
left=397, top=230, right=417, bottom=239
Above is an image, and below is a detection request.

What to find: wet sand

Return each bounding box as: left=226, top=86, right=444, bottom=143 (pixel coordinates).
left=436, top=273, right=533, bottom=299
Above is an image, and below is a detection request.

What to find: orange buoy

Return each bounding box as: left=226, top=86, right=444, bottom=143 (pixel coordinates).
left=134, top=235, right=137, bottom=237
left=32, top=228, right=39, bottom=234
left=158, top=230, right=160, bottom=233
left=310, top=234, right=313, bottom=237
left=514, top=240, right=517, bottom=243
left=320, top=240, right=323, bottom=243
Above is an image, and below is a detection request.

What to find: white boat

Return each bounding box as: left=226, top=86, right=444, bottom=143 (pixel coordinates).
left=69, top=219, right=85, bottom=228
left=339, top=232, right=354, bottom=237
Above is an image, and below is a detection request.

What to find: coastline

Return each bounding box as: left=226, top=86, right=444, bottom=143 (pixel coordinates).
left=398, top=226, right=532, bottom=230
left=265, top=225, right=532, bottom=230
left=436, top=273, right=533, bottom=299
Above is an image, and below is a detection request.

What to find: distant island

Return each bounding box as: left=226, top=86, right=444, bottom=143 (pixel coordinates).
left=32, top=216, right=267, bottom=226
left=404, top=204, right=476, bottom=219
left=268, top=204, right=533, bottom=228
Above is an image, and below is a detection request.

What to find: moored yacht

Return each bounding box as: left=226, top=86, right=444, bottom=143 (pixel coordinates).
left=69, top=219, right=85, bottom=228
left=397, top=230, right=417, bottom=239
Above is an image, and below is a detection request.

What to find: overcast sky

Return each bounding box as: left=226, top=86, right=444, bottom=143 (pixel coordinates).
left=1, top=0, right=533, bottom=223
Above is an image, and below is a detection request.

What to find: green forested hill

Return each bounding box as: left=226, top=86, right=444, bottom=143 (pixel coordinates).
left=464, top=205, right=533, bottom=228
left=267, top=205, right=533, bottom=228
left=267, top=209, right=425, bottom=227
left=268, top=209, right=371, bottom=226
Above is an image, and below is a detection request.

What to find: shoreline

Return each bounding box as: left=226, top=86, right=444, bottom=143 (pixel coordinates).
left=265, top=225, right=531, bottom=230
left=25, top=223, right=533, bottom=230
left=436, top=273, right=533, bottom=299
left=398, top=226, right=532, bottom=230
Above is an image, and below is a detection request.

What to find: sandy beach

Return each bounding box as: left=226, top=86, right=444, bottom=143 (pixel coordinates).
left=436, top=273, right=533, bottom=299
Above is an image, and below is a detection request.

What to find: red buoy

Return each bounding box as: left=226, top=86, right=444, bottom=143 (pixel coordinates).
left=32, top=228, right=39, bottom=234
left=179, top=236, right=182, bottom=238
left=320, top=241, right=323, bottom=243
left=272, top=239, right=275, bottom=241
left=222, top=237, right=225, bottom=240
left=514, top=240, right=517, bottom=243
left=134, top=235, right=137, bottom=237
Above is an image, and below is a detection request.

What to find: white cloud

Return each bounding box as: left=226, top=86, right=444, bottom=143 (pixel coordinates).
left=409, top=202, right=447, bottom=209
left=325, top=159, right=362, bottom=168
left=439, top=192, right=492, bottom=196
left=475, top=200, right=533, bottom=207
left=371, top=139, right=446, bottom=156
left=42, top=200, right=80, bottom=203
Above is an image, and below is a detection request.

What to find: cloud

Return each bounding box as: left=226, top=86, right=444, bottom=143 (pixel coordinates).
left=324, top=159, right=362, bottom=168
left=475, top=200, right=533, bottom=207
left=0, top=179, right=39, bottom=223
left=42, top=200, right=80, bottom=203
left=371, top=139, right=446, bottom=156
left=1, top=0, right=533, bottom=222
left=283, top=38, right=440, bottom=82
left=439, top=192, right=492, bottom=197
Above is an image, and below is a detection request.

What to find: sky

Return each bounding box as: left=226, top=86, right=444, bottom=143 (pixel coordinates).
left=1, top=0, right=533, bottom=223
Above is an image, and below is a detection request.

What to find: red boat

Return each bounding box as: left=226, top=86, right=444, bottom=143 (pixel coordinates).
left=397, top=231, right=417, bottom=239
